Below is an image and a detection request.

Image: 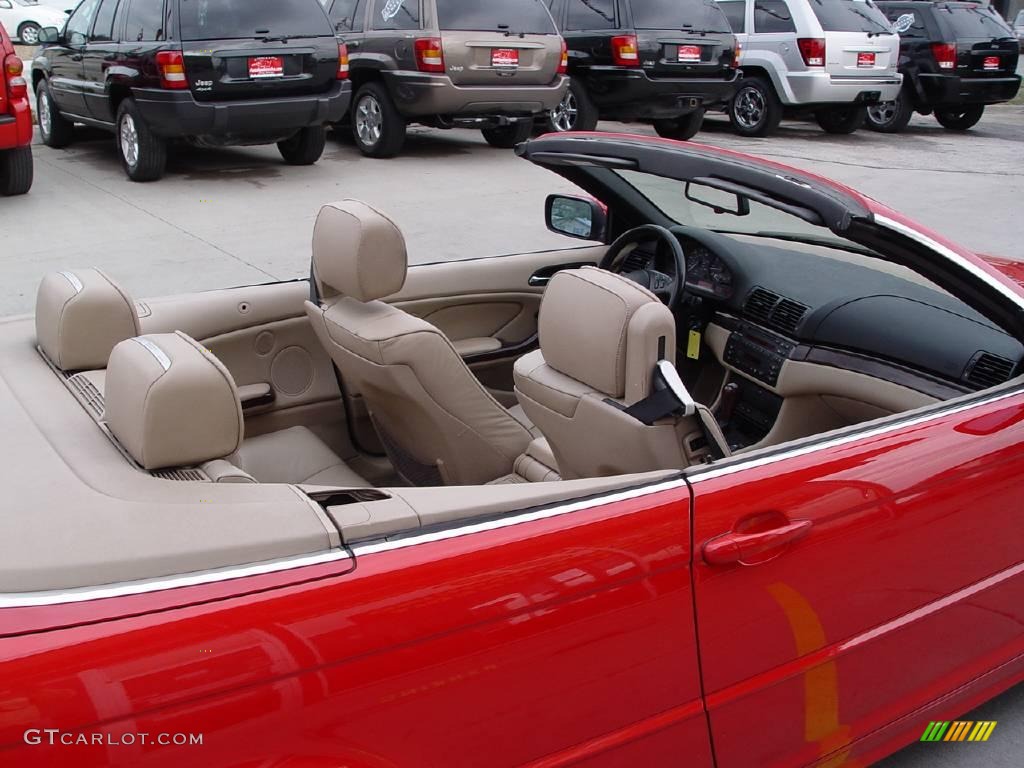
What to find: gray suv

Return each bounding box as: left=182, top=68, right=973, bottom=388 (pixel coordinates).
left=324, top=0, right=569, bottom=157
left=717, top=0, right=903, bottom=135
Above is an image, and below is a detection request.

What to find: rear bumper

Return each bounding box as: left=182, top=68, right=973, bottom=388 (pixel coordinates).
left=917, top=73, right=1022, bottom=106
left=381, top=71, right=568, bottom=118
left=783, top=71, right=902, bottom=106
left=582, top=67, right=741, bottom=117
left=131, top=82, right=352, bottom=140
left=0, top=98, right=34, bottom=149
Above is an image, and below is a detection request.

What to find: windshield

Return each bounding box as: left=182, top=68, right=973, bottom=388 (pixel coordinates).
left=630, top=0, right=733, bottom=32
left=941, top=6, right=1014, bottom=38
left=179, top=0, right=334, bottom=41
left=612, top=169, right=844, bottom=245
left=810, top=0, right=893, bottom=34
left=435, top=0, right=557, bottom=34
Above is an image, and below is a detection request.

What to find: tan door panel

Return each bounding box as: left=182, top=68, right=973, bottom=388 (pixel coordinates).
left=398, top=295, right=537, bottom=344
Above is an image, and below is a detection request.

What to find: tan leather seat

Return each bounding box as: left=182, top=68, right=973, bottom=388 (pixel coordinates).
left=104, top=331, right=369, bottom=488
left=513, top=267, right=729, bottom=480
left=36, top=268, right=140, bottom=374
left=304, top=200, right=534, bottom=486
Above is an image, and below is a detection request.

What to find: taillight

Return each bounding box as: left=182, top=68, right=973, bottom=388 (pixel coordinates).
left=558, top=39, right=568, bottom=75
left=731, top=42, right=742, bottom=69
left=931, top=42, right=956, bottom=70
left=797, top=38, right=826, bottom=67
left=611, top=34, right=639, bottom=67
left=4, top=55, right=27, bottom=99
left=155, top=50, right=188, bottom=90
left=337, top=42, right=350, bottom=80
left=415, top=37, right=445, bottom=74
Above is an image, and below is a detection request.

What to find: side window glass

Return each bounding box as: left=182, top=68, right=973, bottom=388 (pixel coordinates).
left=67, top=0, right=103, bottom=45
left=372, top=0, right=421, bottom=31
left=90, top=0, right=121, bottom=42
left=124, top=0, right=165, bottom=42
left=753, top=0, right=795, bottom=33
left=330, top=0, right=366, bottom=32
left=566, top=0, right=616, bottom=30
left=718, top=0, right=746, bottom=33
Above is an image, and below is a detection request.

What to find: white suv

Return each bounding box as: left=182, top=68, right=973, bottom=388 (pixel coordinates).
left=717, top=0, right=902, bottom=135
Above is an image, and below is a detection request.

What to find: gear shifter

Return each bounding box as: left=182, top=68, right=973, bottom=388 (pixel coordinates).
left=717, top=382, right=740, bottom=426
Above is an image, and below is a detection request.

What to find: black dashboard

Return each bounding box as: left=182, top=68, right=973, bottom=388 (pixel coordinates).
left=637, top=228, right=1023, bottom=393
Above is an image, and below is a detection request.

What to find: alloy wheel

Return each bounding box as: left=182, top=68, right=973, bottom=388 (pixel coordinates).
left=355, top=94, right=383, bottom=147
left=552, top=91, right=578, bottom=132
left=38, top=91, right=52, bottom=138
left=868, top=102, right=897, bottom=126
left=734, top=86, right=766, bottom=130
left=119, top=114, right=139, bottom=168
left=20, top=25, right=40, bottom=45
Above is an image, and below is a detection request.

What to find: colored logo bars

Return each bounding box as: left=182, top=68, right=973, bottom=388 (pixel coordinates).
left=920, top=721, right=997, bottom=742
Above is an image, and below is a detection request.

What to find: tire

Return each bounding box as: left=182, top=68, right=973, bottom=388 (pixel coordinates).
left=0, top=147, right=33, bottom=196
left=17, top=22, right=41, bottom=45
left=277, top=125, right=327, bottom=165
left=545, top=77, right=599, bottom=133
left=728, top=78, right=783, bottom=137
left=815, top=105, right=866, bottom=134
left=116, top=99, right=167, bottom=182
left=653, top=107, right=706, bottom=141
left=481, top=120, right=533, bottom=149
left=935, top=104, right=984, bottom=131
left=351, top=82, right=406, bottom=158
left=865, top=86, right=914, bottom=133
left=36, top=79, right=75, bottom=148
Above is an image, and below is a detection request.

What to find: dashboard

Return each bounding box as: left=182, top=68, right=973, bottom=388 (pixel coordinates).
left=684, top=241, right=735, bottom=300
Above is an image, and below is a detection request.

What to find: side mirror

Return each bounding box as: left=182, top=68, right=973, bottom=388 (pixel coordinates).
left=0, top=0, right=12, bottom=9
left=37, top=26, right=61, bottom=44
left=545, top=194, right=607, bottom=242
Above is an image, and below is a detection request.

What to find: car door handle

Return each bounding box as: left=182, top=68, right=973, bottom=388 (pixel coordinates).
left=71, top=54, right=83, bottom=61
left=703, top=520, right=812, bottom=566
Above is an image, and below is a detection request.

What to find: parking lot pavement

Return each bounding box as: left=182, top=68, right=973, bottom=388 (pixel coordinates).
left=0, top=105, right=1022, bottom=315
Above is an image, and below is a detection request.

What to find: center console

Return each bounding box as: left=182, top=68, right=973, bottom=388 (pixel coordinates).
left=723, top=322, right=797, bottom=387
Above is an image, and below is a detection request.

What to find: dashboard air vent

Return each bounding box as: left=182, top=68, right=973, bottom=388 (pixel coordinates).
left=744, top=287, right=808, bottom=335
left=964, top=352, right=1016, bottom=389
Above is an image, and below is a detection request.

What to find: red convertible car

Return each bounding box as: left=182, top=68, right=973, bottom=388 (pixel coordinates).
left=1, top=134, right=1022, bottom=768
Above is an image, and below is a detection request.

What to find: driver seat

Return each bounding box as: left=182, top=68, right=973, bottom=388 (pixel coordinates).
left=304, top=200, right=535, bottom=487
left=513, top=267, right=730, bottom=480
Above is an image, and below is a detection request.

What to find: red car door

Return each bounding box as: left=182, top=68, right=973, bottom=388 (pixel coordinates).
left=0, top=483, right=714, bottom=767
left=690, top=390, right=1024, bottom=767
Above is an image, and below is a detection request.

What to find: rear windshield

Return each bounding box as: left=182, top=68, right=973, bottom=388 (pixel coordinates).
left=179, top=0, right=334, bottom=41
left=809, top=0, right=893, bottom=33
left=630, top=0, right=733, bottom=33
left=939, top=6, right=1013, bottom=38
left=435, top=0, right=557, bottom=34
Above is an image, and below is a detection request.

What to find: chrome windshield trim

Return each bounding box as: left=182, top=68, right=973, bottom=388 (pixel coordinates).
left=0, top=550, right=352, bottom=609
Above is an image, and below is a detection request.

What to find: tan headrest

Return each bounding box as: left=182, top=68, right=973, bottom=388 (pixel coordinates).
left=539, top=267, right=676, bottom=403
left=36, top=268, right=141, bottom=372
left=312, top=200, right=408, bottom=302
left=105, top=332, right=244, bottom=470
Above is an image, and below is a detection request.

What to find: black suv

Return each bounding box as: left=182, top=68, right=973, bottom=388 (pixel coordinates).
left=869, top=1, right=1020, bottom=132
left=542, top=0, right=740, bottom=140
left=32, top=0, right=352, bottom=181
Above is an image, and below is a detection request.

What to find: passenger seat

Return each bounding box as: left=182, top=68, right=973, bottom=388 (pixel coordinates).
left=104, top=331, right=369, bottom=488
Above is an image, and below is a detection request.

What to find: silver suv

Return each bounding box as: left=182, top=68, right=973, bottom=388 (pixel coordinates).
left=717, top=0, right=903, bottom=135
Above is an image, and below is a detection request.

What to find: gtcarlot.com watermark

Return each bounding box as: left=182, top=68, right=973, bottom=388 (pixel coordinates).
left=24, top=729, right=203, bottom=747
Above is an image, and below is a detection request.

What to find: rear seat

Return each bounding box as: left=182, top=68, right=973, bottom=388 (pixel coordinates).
left=104, top=331, right=369, bottom=488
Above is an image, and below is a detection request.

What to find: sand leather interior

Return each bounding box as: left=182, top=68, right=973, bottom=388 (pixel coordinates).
left=305, top=200, right=536, bottom=486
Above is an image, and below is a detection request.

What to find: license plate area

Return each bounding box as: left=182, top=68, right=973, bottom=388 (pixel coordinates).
left=678, top=45, right=702, bottom=63
left=856, top=52, right=876, bottom=68
left=491, top=48, right=519, bottom=69
left=983, top=56, right=1000, bottom=71
left=249, top=56, right=284, bottom=79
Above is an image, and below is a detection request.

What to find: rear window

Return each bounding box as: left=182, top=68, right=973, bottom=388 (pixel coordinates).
left=939, top=5, right=1013, bottom=38
left=630, top=0, right=733, bottom=33
left=179, top=0, right=334, bottom=41
left=718, top=0, right=747, bottom=32
left=809, top=0, right=893, bottom=34
left=435, top=0, right=557, bottom=34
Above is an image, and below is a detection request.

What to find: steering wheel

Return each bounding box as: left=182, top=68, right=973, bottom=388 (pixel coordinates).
left=598, top=224, right=687, bottom=310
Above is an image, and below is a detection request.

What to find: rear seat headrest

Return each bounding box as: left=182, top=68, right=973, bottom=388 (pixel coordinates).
left=105, top=332, right=244, bottom=471
left=312, top=199, right=408, bottom=302
left=36, top=268, right=141, bottom=372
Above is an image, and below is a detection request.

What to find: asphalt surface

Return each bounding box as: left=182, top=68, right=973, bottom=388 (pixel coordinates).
left=1, top=95, right=1023, bottom=766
